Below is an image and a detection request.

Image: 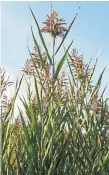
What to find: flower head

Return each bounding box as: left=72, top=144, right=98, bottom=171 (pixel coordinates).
left=90, top=98, right=102, bottom=112
left=22, top=46, right=47, bottom=76
left=70, top=48, right=85, bottom=80
left=41, top=10, right=67, bottom=38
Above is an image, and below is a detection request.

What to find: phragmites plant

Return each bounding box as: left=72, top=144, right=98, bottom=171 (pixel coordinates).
left=0, top=68, right=13, bottom=122
left=2, top=4, right=109, bottom=175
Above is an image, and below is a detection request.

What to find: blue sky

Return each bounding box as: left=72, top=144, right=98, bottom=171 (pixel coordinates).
left=1, top=1, right=109, bottom=97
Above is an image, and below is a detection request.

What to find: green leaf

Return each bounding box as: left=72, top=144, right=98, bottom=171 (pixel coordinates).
left=30, top=8, right=52, bottom=64
left=54, top=40, right=73, bottom=80
left=31, top=26, right=45, bottom=67
left=55, top=11, right=79, bottom=55
left=33, top=73, right=42, bottom=116
left=91, top=67, right=106, bottom=99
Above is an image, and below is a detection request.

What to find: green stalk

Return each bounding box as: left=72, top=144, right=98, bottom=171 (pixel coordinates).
left=52, top=37, right=55, bottom=77
left=51, top=37, right=55, bottom=160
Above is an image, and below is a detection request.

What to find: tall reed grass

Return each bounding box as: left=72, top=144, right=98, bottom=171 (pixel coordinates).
left=1, top=6, right=109, bottom=175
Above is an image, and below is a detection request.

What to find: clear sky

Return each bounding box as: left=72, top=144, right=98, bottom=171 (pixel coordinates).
left=1, top=1, right=109, bottom=97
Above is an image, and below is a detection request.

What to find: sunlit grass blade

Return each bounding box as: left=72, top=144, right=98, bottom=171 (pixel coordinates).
left=91, top=67, right=106, bottom=99
left=54, top=40, right=73, bottom=80
left=30, top=8, right=52, bottom=64
left=55, top=7, right=80, bottom=55
left=31, top=26, right=45, bottom=67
